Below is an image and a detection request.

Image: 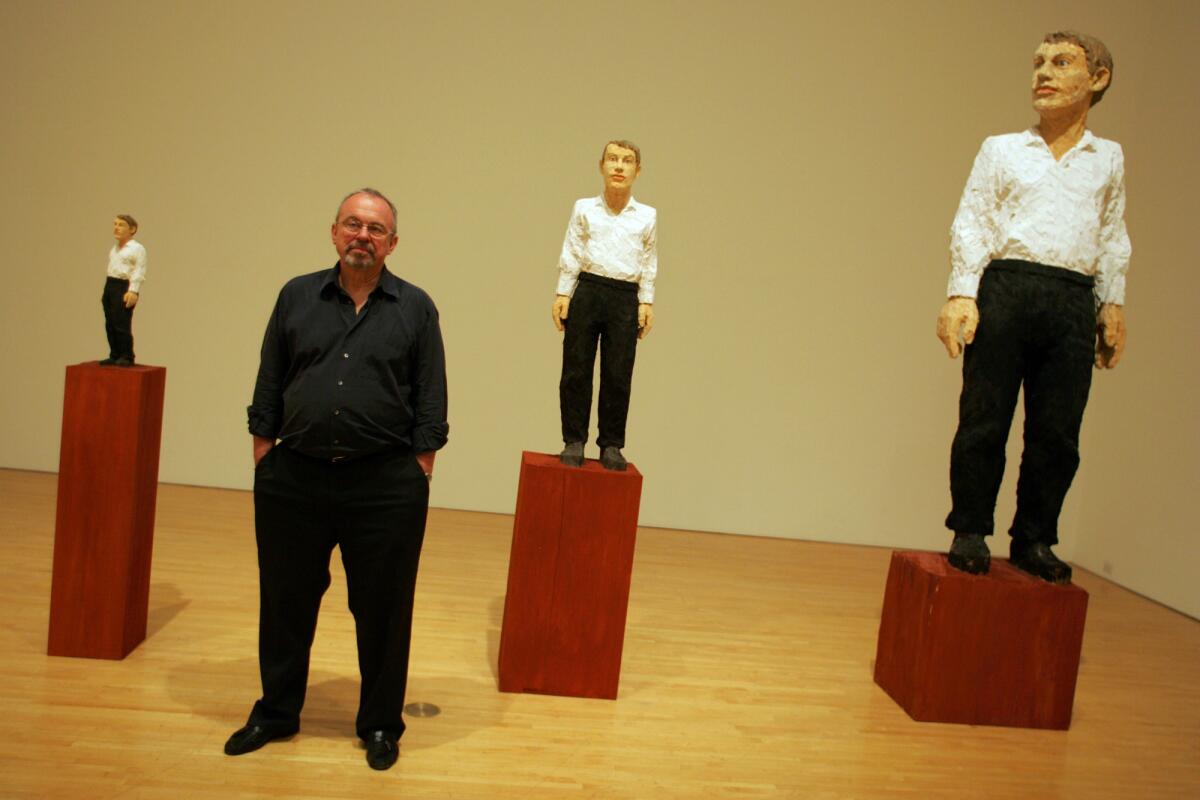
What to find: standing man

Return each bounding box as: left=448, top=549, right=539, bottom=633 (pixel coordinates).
left=228, top=188, right=448, bottom=770
left=937, top=31, right=1131, bottom=583
left=553, top=139, right=657, bottom=471
left=101, top=214, right=146, bottom=366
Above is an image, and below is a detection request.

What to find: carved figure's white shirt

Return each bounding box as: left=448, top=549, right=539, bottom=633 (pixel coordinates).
left=556, top=195, right=657, bottom=304
left=107, top=239, right=148, bottom=293
left=948, top=128, right=1130, bottom=304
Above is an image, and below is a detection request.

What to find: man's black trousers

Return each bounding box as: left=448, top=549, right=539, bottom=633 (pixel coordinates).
left=102, top=277, right=135, bottom=361
left=945, top=259, right=1096, bottom=546
left=559, top=272, right=639, bottom=449
left=248, top=445, right=429, bottom=740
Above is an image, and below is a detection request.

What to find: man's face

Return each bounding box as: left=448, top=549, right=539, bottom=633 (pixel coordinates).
left=1031, top=41, right=1106, bottom=114
left=113, top=218, right=134, bottom=241
left=331, top=193, right=398, bottom=272
left=599, top=144, right=641, bottom=193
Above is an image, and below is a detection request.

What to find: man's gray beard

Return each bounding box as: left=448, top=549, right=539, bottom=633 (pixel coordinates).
left=344, top=251, right=374, bottom=270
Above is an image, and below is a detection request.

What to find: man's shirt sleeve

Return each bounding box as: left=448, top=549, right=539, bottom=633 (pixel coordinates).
left=410, top=299, right=450, bottom=453
left=247, top=290, right=289, bottom=440
left=947, top=139, right=1000, bottom=299
left=1094, top=144, right=1132, bottom=306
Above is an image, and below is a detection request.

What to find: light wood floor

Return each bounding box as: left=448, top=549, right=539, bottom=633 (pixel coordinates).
left=0, top=469, right=1196, bottom=799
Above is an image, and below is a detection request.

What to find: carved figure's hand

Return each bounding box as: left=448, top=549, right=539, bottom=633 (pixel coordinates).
left=638, top=304, right=654, bottom=339
left=123, top=291, right=139, bottom=309
left=552, top=295, right=570, bottom=331
left=936, top=296, right=979, bottom=359
left=1096, top=303, right=1126, bottom=369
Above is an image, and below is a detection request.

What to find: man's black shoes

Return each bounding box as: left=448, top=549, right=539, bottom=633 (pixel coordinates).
left=948, top=532, right=990, bottom=575
left=365, top=730, right=399, bottom=770
left=99, top=358, right=117, bottom=366
left=1010, top=540, right=1072, bottom=584
left=223, top=723, right=401, bottom=769
left=599, top=446, right=627, bottom=471
left=560, top=441, right=584, bottom=467
left=223, top=723, right=298, bottom=756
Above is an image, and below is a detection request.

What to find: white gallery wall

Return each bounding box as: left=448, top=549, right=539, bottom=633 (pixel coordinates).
left=1, top=0, right=1197, bottom=616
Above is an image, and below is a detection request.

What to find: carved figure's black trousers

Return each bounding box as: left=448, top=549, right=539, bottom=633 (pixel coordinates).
left=102, top=277, right=134, bottom=361
left=559, top=273, right=640, bottom=449
left=249, top=445, right=428, bottom=740
left=945, top=260, right=1096, bottom=546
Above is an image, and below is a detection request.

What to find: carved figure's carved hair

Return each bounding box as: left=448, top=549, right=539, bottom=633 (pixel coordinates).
left=1043, top=30, right=1113, bottom=106
left=336, top=187, right=398, bottom=234
left=116, top=214, right=138, bottom=232
left=600, top=139, right=641, bottom=166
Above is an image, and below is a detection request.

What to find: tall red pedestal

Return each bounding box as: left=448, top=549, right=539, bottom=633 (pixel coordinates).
left=498, top=451, right=643, bottom=699
left=874, top=550, right=1088, bottom=730
left=47, top=362, right=167, bottom=660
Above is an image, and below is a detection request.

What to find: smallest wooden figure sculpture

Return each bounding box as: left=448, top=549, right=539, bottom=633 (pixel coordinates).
left=102, top=214, right=147, bottom=367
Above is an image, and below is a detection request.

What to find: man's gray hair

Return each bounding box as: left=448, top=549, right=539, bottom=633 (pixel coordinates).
left=336, top=187, right=398, bottom=233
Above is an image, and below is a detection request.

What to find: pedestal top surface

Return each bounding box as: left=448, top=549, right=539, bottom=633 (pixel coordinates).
left=74, top=361, right=166, bottom=374
left=895, top=550, right=1087, bottom=596
left=522, top=450, right=642, bottom=478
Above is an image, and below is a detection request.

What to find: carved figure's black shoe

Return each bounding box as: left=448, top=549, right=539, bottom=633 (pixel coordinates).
left=99, top=358, right=117, bottom=366
left=1010, top=541, right=1072, bottom=584
left=560, top=441, right=584, bottom=467
left=599, top=446, right=627, bottom=471
left=365, top=730, right=399, bottom=770
left=223, top=723, right=298, bottom=755
left=948, top=533, right=990, bottom=575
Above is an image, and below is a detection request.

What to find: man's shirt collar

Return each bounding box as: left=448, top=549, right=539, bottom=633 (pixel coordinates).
left=321, top=263, right=403, bottom=300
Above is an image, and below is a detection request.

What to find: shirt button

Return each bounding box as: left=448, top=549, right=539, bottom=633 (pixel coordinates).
left=334, top=409, right=340, bottom=416
left=343, top=353, right=350, bottom=358
left=337, top=380, right=344, bottom=386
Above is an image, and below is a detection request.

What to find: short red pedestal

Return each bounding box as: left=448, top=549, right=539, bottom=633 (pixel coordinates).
left=874, top=550, right=1088, bottom=730
left=47, top=362, right=166, bottom=660
left=498, top=451, right=643, bottom=699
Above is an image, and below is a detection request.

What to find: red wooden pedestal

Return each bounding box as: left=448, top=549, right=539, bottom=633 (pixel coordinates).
left=874, top=550, right=1088, bottom=730
left=47, top=362, right=167, bottom=659
left=498, top=451, right=643, bottom=699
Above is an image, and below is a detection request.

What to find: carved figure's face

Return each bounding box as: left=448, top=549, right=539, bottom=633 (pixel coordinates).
left=1031, top=41, right=1107, bottom=115
left=113, top=218, right=135, bottom=242
left=599, top=143, right=641, bottom=193
left=331, top=193, right=398, bottom=272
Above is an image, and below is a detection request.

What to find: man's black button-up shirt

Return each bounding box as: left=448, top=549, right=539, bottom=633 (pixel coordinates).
left=247, top=264, right=449, bottom=459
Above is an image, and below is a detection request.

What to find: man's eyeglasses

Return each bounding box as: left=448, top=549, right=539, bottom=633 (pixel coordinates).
left=339, top=218, right=393, bottom=239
